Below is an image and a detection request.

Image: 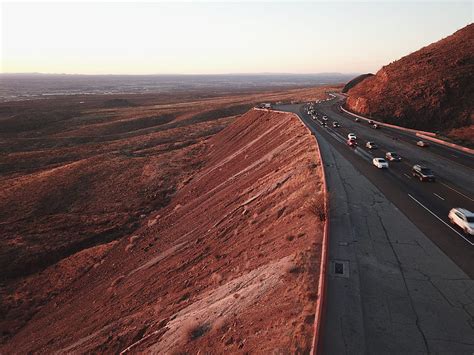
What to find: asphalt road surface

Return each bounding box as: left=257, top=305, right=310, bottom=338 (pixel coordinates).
left=278, top=97, right=474, bottom=273
left=275, top=97, right=474, bottom=353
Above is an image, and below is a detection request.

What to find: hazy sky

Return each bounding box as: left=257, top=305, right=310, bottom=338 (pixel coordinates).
left=1, top=1, right=472, bottom=75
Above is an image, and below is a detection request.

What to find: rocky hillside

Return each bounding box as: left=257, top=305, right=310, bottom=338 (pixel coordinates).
left=342, top=74, right=373, bottom=93
left=1, top=108, right=325, bottom=353
left=346, top=24, right=474, bottom=134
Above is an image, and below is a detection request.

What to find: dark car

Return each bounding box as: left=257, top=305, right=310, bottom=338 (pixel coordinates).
left=368, top=120, right=374, bottom=125
left=412, top=164, right=435, bottom=182
left=355, top=118, right=360, bottom=122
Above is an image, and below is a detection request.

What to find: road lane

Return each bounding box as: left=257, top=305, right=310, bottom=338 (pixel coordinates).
left=277, top=100, right=474, bottom=271
left=322, top=99, right=474, bottom=194
left=276, top=101, right=474, bottom=353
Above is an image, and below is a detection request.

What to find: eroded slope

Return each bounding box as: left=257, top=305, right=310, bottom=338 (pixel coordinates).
left=1, top=108, right=324, bottom=353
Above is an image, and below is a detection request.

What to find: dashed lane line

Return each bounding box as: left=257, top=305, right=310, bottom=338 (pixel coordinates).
left=408, top=194, right=474, bottom=246
left=439, top=181, right=474, bottom=202
left=433, top=193, right=445, bottom=201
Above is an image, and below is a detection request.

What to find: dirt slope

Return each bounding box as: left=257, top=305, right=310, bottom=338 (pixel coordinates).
left=1, top=108, right=324, bottom=353
left=346, top=24, right=474, bottom=136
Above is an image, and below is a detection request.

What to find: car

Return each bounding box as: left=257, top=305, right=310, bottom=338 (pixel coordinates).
left=332, top=121, right=340, bottom=128
left=412, top=164, right=435, bottom=181
left=366, top=141, right=377, bottom=149
left=348, top=133, right=357, bottom=140
left=372, top=124, right=379, bottom=129
left=347, top=139, right=357, bottom=147
left=368, top=120, right=374, bottom=125
left=355, top=118, right=360, bottom=122
left=373, top=158, right=388, bottom=169
left=417, top=140, right=430, bottom=147
left=385, top=152, right=401, bottom=161
left=322, top=115, right=328, bottom=121
left=448, top=208, right=474, bottom=235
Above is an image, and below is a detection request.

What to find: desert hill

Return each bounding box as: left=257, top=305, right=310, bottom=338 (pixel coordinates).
left=0, top=86, right=333, bottom=351
left=346, top=24, right=474, bottom=139
left=1, top=108, right=324, bottom=353
left=342, top=73, right=373, bottom=93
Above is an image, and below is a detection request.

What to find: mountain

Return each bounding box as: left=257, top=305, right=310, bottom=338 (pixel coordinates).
left=345, top=24, right=474, bottom=134
left=342, top=74, right=373, bottom=93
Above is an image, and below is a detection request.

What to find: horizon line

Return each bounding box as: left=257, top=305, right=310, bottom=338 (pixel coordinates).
left=0, top=71, right=362, bottom=76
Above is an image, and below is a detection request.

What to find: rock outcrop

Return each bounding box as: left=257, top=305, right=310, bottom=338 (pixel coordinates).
left=346, top=24, right=474, bottom=133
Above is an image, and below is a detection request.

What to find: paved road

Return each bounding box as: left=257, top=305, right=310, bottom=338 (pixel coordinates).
left=276, top=99, right=474, bottom=353
left=278, top=99, right=474, bottom=274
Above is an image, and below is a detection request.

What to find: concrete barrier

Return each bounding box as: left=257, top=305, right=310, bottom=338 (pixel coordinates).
left=416, top=133, right=474, bottom=155
left=340, top=106, right=436, bottom=136
left=340, top=106, right=473, bottom=155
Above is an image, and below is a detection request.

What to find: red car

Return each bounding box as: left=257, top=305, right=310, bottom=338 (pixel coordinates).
left=347, top=139, right=357, bottom=147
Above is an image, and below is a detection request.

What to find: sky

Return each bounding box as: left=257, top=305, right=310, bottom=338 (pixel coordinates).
left=1, top=1, right=472, bottom=75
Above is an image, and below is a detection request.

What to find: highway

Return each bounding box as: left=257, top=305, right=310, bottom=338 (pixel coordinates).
left=275, top=97, right=474, bottom=353
left=278, top=97, right=474, bottom=275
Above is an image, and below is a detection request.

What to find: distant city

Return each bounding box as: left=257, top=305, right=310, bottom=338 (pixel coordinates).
left=0, top=73, right=356, bottom=102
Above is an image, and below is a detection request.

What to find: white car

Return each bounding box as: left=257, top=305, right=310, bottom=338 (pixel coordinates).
left=417, top=140, right=429, bottom=147
left=373, top=158, right=388, bottom=169
left=348, top=133, right=357, bottom=140
left=449, top=208, right=474, bottom=235
left=366, top=142, right=377, bottom=149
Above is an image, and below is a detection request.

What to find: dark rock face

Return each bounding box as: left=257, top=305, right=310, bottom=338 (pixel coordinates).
left=342, top=74, right=373, bottom=93
left=346, top=24, right=474, bottom=132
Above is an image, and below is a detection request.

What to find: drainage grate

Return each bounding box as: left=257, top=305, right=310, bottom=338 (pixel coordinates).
left=330, top=260, right=350, bottom=278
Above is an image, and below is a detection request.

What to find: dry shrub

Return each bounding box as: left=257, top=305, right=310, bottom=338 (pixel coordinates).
left=307, top=193, right=326, bottom=222
left=182, top=319, right=211, bottom=341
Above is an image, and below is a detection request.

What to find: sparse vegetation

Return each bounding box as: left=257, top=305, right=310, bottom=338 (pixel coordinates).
left=307, top=194, right=326, bottom=222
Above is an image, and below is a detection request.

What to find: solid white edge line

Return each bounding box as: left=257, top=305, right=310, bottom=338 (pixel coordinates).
left=408, top=193, right=474, bottom=246
left=403, top=173, right=412, bottom=179
left=439, top=182, right=474, bottom=202
left=433, top=193, right=445, bottom=201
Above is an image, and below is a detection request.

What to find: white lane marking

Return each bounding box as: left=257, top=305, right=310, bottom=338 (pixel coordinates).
left=403, top=173, right=412, bottom=179
left=451, top=154, right=459, bottom=158
left=433, top=193, right=445, bottom=201
left=354, top=147, right=373, bottom=161
left=439, top=182, right=474, bottom=202
left=408, top=194, right=474, bottom=246
left=324, top=127, right=346, bottom=145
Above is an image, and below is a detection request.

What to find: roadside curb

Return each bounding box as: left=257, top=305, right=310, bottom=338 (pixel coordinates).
left=308, top=126, right=329, bottom=355
left=279, top=108, right=329, bottom=355
left=340, top=106, right=473, bottom=155
left=256, top=107, right=329, bottom=355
